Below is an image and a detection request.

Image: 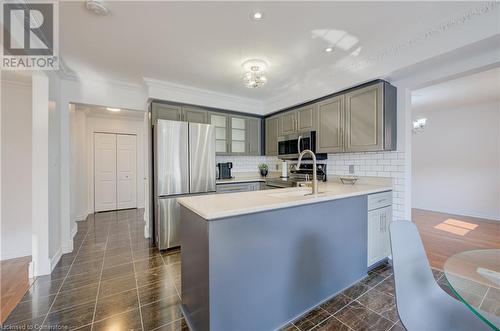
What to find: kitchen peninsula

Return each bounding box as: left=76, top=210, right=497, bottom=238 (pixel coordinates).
left=178, top=180, right=393, bottom=331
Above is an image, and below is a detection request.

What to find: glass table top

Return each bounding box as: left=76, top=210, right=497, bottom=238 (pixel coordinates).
left=444, top=249, right=500, bottom=330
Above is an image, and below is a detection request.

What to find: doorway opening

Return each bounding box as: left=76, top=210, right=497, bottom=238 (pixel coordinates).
left=94, top=132, right=137, bottom=212
left=410, top=67, right=500, bottom=270
left=69, top=103, right=147, bottom=221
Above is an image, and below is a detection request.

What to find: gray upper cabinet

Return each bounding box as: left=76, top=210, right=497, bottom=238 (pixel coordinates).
left=183, top=106, right=208, bottom=123
left=209, top=112, right=229, bottom=155
left=297, top=105, right=317, bottom=131
left=265, top=117, right=279, bottom=156
left=151, top=101, right=263, bottom=156
left=345, top=83, right=384, bottom=152
left=152, top=103, right=183, bottom=122
left=316, top=96, right=344, bottom=153
left=279, top=111, right=297, bottom=136
left=264, top=80, right=396, bottom=155
left=247, top=117, right=261, bottom=156
left=229, top=116, right=247, bottom=155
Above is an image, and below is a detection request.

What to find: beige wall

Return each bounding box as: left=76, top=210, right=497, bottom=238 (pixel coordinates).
left=412, top=101, right=500, bottom=220
left=1, top=80, right=33, bottom=260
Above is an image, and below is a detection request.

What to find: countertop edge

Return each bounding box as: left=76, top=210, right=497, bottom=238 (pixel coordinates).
left=179, top=186, right=392, bottom=221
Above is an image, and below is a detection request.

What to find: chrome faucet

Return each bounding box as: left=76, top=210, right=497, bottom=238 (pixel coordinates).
left=296, top=149, right=318, bottom=195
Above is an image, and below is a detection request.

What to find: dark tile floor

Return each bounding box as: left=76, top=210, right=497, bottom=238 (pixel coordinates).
left=3, top=209, right=186, bottom=331
left=2, top=209, right=455, bottom=331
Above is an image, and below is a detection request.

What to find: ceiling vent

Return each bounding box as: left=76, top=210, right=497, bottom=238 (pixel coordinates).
left=86, top=0, right=109, bottom=16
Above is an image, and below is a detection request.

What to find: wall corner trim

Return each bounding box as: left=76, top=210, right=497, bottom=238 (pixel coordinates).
left=50, top=248, right=63, bottom=272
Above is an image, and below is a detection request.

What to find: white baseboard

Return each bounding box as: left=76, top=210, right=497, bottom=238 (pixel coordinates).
left=413, top=206, right=500, bottom=221
left=74, top=213, right=88, bottom=222
left=71, top=223, right=78, bottom=238
left=144, top=224, right=150, bottom=239
left=50, top=247, right=63, bottom=271
left=61, top=241, right=74, bottom=254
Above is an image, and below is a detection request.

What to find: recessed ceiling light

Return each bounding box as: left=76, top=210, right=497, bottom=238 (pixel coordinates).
left=325, top=47, right=334, bottom=53
left=107, top=107, right=121, bottom=112
left=251, top=12, right=264, bottom=21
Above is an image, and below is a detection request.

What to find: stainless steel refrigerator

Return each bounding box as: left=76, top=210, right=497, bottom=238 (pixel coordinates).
left=154, top=119, right=216, bottom=249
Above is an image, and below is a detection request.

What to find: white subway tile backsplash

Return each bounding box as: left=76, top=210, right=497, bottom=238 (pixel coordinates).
left=326, top=150, right=406, bottom=222
left=219, top=150, right=407, bottom=223
left=216, top=156, right=281, bottom=173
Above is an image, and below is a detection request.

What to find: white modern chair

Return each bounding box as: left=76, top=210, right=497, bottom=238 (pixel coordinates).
left=389, top=220, right=490, bottom=331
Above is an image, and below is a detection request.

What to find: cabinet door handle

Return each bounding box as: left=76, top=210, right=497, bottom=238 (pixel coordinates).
left=340, top=127, right=344, bottom=148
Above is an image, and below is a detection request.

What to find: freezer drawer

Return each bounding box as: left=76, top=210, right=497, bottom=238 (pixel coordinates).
left=156, top=197, right=181, bottom=250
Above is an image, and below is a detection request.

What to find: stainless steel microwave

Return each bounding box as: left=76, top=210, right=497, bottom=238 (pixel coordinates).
left=277, top=131, right=327, bottom=160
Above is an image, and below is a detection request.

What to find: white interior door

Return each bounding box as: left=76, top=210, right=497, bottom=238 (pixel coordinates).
left=117, top=134, right=137, bottom=209
left=94, top=133, right=117, bottom=212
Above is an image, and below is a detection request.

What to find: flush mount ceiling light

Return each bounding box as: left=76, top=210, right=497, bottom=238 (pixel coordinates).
left=107, top=107, right=121, bottom=112
left=251, top=11, right=264, bottom=21
left=86, top=0, right=109, bottom=16
left=325, top=47, right=334, bottom=53
left=241, top=59, right=268, bottom=88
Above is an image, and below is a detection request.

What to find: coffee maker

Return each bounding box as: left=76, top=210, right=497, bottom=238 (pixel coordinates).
left=217, top=162, right=233, bottom=179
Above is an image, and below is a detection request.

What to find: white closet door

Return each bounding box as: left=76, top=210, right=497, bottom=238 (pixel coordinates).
left=116, top=134, right=137, bottom=210
left=94, top=133, right=117, bottom=212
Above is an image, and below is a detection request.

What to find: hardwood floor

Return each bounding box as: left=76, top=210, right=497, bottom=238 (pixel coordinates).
left=413, top=208, right=500, bottom=270
left=1, top=256, right=32, bottom=323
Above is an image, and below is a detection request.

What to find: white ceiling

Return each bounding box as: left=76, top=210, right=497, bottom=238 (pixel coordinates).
left=412, top=67, right=500, bottom=111
left=59, top=1, right=500, bottom=112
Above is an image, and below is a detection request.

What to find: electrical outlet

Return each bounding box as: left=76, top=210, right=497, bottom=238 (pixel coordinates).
left=349, top=164, right=355, bottom=174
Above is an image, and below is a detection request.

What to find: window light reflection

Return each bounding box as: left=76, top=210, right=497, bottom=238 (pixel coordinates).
left=433, top=218, right=479, bottom=236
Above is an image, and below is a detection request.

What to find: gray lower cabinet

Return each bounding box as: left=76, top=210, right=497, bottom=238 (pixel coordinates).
left=216, top=182, right=261, bottom=194
left=297, top=104, right=317, bottom=131
left=317, top=96, right=344, bottom=153
left=345, top=83, right=384, bottom=152
left=367, top=191, right=393, bottom=267
left=183, top=106, right=208, bottom=123
left=152, top=103, right=183, bottom=122
left=265, top=117, right=279, bottom=156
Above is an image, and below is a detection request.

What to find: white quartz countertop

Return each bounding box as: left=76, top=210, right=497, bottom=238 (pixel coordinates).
left=216, top=172, right=280, bottom=184
left=178, top=181, right=392, bottom=220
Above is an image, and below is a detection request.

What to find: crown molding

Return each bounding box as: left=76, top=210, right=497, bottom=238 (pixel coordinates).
left=61, top=72, right=145, bottom=92
left=144, top=77, right=264, bottom=115
left=1, top=79, right=31, bottom=88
